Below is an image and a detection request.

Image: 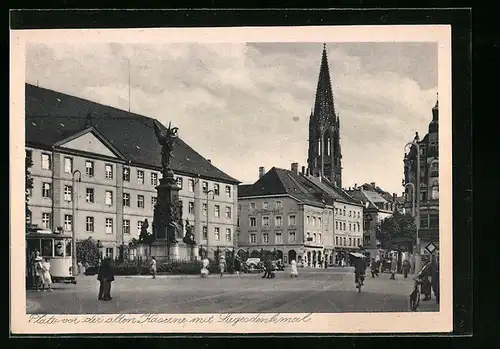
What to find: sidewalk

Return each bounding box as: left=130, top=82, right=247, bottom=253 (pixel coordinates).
left=118, top=272, right=261, bottom=279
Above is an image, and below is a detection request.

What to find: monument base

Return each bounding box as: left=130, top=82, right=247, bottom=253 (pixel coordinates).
left=169, top=244, right=180, bottom=260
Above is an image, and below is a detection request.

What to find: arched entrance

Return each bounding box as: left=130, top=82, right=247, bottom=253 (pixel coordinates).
left=307, top=251, right=311, bottom=266
left=288, top=249, right=297, bottom=263
left=324, top=253, right=328, bottom=266
left=317, top=251, right=322, bottom=266
left=312, top=251, right=317, bottom=267
left=237, top=248, right=247, bottom=259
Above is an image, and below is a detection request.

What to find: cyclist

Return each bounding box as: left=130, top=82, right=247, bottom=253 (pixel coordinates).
left=353, top=255, right=367, bottom=288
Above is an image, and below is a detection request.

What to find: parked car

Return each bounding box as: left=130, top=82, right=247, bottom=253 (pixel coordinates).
left=244, top=258, right=262, bottom=273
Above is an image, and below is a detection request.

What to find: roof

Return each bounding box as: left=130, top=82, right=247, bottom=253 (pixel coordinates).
left=25, top=84, right=240, bottom=184
left=237, top=184, right=253, bottom=197
left=239, top=167, right=360, bottom=207
left=347, top=188, right=394, bottom=211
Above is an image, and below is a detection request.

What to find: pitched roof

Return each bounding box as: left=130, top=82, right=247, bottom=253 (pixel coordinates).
left=25, top=84, right=240, bottom=184
left=237, top=184, right=253, bottom=197
left=239, top=167, right=361, bottom=207
left=347, top=188, right=392, bottom=210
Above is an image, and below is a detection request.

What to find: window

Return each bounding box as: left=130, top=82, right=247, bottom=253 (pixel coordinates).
left=225, top=206, right=231, bottom=219
left=123, top=167, right=130, bottom=182
left=202, top=181, right=208, bottom=192
left=188, top=179, right=195, bottom=192
left=249, top=217, right=256, bottom=227
left=137, top=170, right=144, bottom=184
left=151, top=196, right=157, bottom=209
left=202, top=203, right=207, bottom=216
left=105, top=191, right=113, bottom=206
left=213, top=184, right=219, bottom=195
left=105, top=164, right=113, bottom=179
left=137, top=195, right=144, bottom=208
left=343, top=222, right=346, bottom=230
left=289, top=215, right=296, bottom=225
left=86, top=216, right=94, bottom=232
left=358, top=212, right=360, bottom=218
left=306, top=216, right=310, bottom=225
left=289, top=232, right=296, bottom=243
left=64, top=214, right=72, bottom=231
left=275, top=216, right=282, bottom=226
left=189, top=201, right=195, bottom=214
left=137, top=221, right=143, bottom=235
left=214, top=227, right=220, bottom=241
left=262, top=216, right=269, bottom=226
left=64, top=157, right=73, bottom=174
left=64, top=185, right=72, bottom=202
left=420, top=191, right=427, bottom=201
left=343, top=209, right=346, bottom=216
left=343, top=237, right=346, bottom=246
left=86, top=188, right=95, bottom=203
left=431, top=185, right=439, bottom=200
left=263, top=233, right=269, bottom=243
left=318, top=233, right=322, bottom=244
left=312, top=217, right=316, bottom=227
left=42, top=182, right=51, bottom=198
left=123, top=193, right=130, bottom=207
left=349, top=223, right=352, bottom=231
left=202, top=226, right=208, bottom=239
left=226, top=228, right=232, bottom=241
left=263, top=201, right=269, bottom=209
left=105, top=248, right=113, bottom=259
left=41, top=239, right=53, bottom=257
left=313, top=233, right=317, bottom=242
left=349, top=210, right=352, bottom=217
left=357, top=238, right=361, bottom=247
left=123, top=220, right=130, bottom=234
left=41, top=153, right=51, bottom=170
left=237, top=218, right=240, bottom=227
left=275, top=231, right=283, bottom=244
left=225, top=185, right=231, bottom=198
left=214, top=205, right=220, bottom=218
left=151, top=172, right=158, bottom=186
left=335, top=236, right=339, bottom=245
left=275, top=200, right=283, bottom=209
left=250, top=202, right=256, bottom=209
left=429, top=214, right=439, bottom=228
left=176, top=177, right=183, bottom=189
left=357, top=222, right=360, bottom=231
left=335, top=208, right=338, bottom=214
left=349, top=238, right=352, bottom=246
left=318, top=217, right=322, bottom=227
left=250, top=233, right=257, bottom=243
left=105, top=218, right=113, bottom=234
left=85, top=160, right=94, bottom=177
left=335, top=221, right=339, bottom=230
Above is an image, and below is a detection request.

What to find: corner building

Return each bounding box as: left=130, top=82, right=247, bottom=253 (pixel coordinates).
left=25, top=84, right=240, bottom=260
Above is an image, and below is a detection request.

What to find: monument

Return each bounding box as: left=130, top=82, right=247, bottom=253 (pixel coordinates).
left=152, top=120, right=197, bottom=260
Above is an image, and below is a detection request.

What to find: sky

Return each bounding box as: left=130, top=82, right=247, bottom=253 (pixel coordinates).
left=26, top=41, right=438, bottom=195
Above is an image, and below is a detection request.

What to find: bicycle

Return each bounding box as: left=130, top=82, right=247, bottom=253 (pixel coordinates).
left=355, top=274, right=365, bottom=292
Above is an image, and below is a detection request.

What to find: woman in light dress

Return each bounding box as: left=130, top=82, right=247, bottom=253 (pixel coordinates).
left=34, top=253, right=44, bottom=291
left=201, top=256, right=210, bottom=277
left=219, top=256, right=226, bottom=278
left=290, top=259, right=298, bottom=278
left=41, top=258, right=53, bottom=291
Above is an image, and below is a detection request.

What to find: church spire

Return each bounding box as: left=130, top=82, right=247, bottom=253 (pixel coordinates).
left=307, top=44, right=342, bottom=187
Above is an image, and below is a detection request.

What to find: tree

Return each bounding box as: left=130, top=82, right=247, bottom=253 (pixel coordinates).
left=376, top=210, right=417, bottom=252
left=25, top=153, right=33, bottom=227
left=76, top=238, right=100, bottom=265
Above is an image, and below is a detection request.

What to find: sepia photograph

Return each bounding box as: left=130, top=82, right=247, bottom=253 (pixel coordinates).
left=11, top=25, right=452, bottom=334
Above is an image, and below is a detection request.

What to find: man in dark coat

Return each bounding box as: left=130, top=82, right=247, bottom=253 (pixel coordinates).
left=97, top=258, right=115, bottom=301
left=431, top=257, right=440, bottom=304
left=418, top=258, right=432, bottom=301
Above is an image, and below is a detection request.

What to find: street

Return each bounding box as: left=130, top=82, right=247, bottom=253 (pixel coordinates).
left=26, top=267, right=439, bottom=314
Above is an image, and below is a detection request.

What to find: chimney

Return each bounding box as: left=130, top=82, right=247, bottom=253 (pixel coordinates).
left=291, top=162, right=298, bottom=174
left=207, top=159, right=211, bottom=164
left=259, top=166, right=265, bottom=178
left=301, top=166, right=305, bottom=175
left=354, top=183, right=357, bottom=189
left=371, top=182, right=376, bottom=187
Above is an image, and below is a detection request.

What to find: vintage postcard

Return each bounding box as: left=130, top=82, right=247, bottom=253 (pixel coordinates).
left=10, top=25, right=452, bottom=334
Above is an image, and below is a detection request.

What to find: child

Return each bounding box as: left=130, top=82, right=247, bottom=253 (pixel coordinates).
left=41, top=258, right=52, bottom=291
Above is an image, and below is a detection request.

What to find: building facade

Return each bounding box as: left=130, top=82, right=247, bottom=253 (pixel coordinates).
left=403, top=96, right=440, bottom=255
left=237, top=165, right=363, bottom=267
left=25, top=84, right=239, bottom=260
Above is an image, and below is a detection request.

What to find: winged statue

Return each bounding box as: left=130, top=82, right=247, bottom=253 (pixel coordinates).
left=153, top=120, right=179, bottom=176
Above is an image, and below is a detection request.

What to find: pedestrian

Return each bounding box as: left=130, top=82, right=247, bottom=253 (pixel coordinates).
left=150, top=257, right=157, bottom=279
left=267, top=258, right=275, bottom=278
left=41, top=258, right=52, bottom=291
left=200, top=256, right=210, bottom=277
left=370, top=258, right=379, bottom=278
left=390, top=258, right=397, bottom=280
left=353, top=255, right=366, bottom=288
left=219, top=256, right=226, bottom=278
left=402, top=260, right=411, bottom=278
left=430, top=257, right=440, bottom=304
left=233, top=256, right=241, bottom=277
left=34, top=253, right=44, bottom=291
left=77, top=261, right=83, bottom=275
left=290, top=259, right=299, bottom=278
left=97, top=258, right=115, bottom=301
left=418, top=258, right=432, bottom=301
left=341, top=258, right=346, bottom=267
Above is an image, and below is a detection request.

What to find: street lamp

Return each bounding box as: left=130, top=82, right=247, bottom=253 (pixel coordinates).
left=205, top=189, right=214, bottom=259
left=71, top=170, right=82, bottom=275
left=404, top=138, right=421, bottom=274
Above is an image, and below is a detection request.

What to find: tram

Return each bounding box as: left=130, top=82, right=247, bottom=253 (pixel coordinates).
left=26, top=226, right=77, bottom=285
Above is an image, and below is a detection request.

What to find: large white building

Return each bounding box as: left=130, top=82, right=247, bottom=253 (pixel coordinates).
left=236, top=164, right=364, bottom=267
left=25, top=83, right=240, bottom=260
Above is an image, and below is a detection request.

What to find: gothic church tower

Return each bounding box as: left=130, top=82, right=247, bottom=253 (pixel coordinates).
left=307, top=44, right=342, bottom=187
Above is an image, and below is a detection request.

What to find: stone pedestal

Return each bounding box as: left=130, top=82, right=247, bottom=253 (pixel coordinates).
left=191, top=245, right=199, bottom=260
left=169, top=244, right=180, bottom=260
